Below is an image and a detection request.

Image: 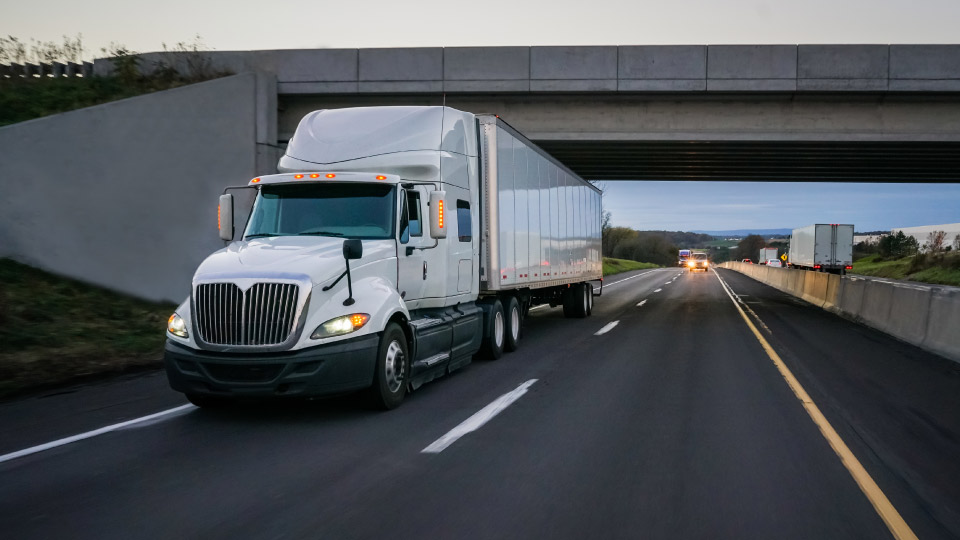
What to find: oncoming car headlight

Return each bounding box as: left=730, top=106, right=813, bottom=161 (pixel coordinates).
left=168, top=313, right=188, bottom=338
left=687, top=260, right=695, bottom=267
left=311, top=314, right=370, bottom=339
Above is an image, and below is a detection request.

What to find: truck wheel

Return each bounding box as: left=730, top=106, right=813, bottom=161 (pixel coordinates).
left=504, top=296, right=521, bottom=352
left=586, top=285, right=594, bottom=316
left=367, top=323, right=408, bottom=410
left=480, top=300, right=505, bottom=360
left=564, top=284, right=588, bottom=318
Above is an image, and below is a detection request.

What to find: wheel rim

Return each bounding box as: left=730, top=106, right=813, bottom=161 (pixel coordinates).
left=588, top=289, right=593, bottom=311
left=582, top=288, right=589, bottom=312
left=494, top=311, right=504, bottom=347
left=384, top=340, right=405, bottom=393
left=510, top=306, right=520, bottom=341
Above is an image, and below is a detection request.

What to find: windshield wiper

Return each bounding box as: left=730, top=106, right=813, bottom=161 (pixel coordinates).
left=298, top=231, right=344, bottom=237
left=244, top=233, right=281, bottom=239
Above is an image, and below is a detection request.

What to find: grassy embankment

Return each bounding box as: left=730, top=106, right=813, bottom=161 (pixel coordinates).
left=852, top=253, right=960, bottom=287
left=0, top=259, right=174, bottom=399
left=603, top=257, right=659, bottom=276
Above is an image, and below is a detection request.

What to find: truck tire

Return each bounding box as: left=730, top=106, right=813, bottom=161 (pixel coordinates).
left=504, top=296, right=522, bottom=352
left=480, top=300, right=505, bottom=360
left=586, top=285, right=594, bottom=316
left=367, top=323, right=408, bottom=410
left=563, top=284, right=589, bottom=319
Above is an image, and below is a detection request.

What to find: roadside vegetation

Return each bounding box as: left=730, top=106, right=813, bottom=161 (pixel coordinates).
left=852, top=230, right=960, bottom=287
left=0, top=259, right=174, bottom=399
left=0, top=34, right=230, bottom=127
left=602, top=257, right=659, bottom=276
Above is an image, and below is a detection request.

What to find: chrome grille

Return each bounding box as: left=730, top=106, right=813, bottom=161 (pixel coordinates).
left=195, top=283, right=300, bottom=346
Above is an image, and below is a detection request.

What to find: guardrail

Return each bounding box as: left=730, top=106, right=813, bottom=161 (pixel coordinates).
left=720, top=262, right=960, bottom=363
left=1, top=62, right=94, bottom=79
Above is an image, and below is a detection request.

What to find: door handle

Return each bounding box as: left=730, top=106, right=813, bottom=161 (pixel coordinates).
left=423, top=262, right=427, bottom=280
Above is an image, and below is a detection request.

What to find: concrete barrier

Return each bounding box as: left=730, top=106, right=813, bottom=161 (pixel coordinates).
left=923, top=288, right=960, bottom=360
left=859, top=280, right=896, bottom=334
left=720, top=262, right=960, bottom=364
left=823, top=273, right=841, bottom=310
left=886, top=284, right=933, bottom=347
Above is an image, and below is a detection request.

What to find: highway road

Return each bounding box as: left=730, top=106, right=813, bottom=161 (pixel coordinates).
left=2, top=267, right=960, bottom=539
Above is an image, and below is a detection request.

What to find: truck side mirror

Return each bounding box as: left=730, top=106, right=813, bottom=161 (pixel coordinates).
left=429, top=190, right=447, bottom=239
left=219, top=194, right=234, bottom=241
left=343, top=239, right=363, bottom=260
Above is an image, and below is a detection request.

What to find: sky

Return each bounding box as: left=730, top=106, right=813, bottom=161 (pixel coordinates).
left=599, top=182, right=960, bottom=232
left=5, top=0, right=959, bottom=233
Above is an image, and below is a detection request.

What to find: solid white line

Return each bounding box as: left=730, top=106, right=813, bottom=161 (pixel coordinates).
left=594, top=321, right=620, bottom=335
left=654, top=288, right=662, bottom=293
left=422, top=380, right=538, bottom=454
left=603, top=269, right=659, bottom=287
left=637, top=300, right=648, bottom=307
left=0, top=404, right=195, bottom=464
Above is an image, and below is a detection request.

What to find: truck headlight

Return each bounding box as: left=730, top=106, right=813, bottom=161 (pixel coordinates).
left=687, top=261, right=695, bottom=267
left=311, top=313, right=370, bottom=339
left=167, top=313, right=188, bottom=338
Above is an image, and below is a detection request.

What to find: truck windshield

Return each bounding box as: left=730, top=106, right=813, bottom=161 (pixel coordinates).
left=244, top=183, right=396, bottom=240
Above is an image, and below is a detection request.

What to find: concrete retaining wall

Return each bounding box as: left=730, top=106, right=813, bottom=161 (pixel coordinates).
left=720, top=262, right=960, bottom=363
left=0, top=73, right=278, bottom=303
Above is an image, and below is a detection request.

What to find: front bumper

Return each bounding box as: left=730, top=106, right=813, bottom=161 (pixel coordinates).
left=164, top=334, right=379, bottom=399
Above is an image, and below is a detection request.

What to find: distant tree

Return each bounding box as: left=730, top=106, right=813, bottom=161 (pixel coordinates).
left=954, top=234, right=960, bottom=251
left=734, top=234, right=767, bottom=261
left=924, top=230, right=947, bottom=254
left=878, top=231, right=919, bottom=259
left=603, top=226, right=635, bottom=258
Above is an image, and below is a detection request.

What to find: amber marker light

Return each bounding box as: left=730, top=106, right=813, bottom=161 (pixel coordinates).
left=294, top=174, right=304, bottom=179
left=251, top=177, right=261, bottom=183
left=326, top=173, right=336, bottom=178
left=437, top=200, right=444, bottom=228
left=376, top=175, right=387, bottom=180
left=309, top=173, right=320, bottom=178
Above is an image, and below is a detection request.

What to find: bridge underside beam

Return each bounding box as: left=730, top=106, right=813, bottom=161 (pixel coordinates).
left=536, top=140, right=960, bottom=182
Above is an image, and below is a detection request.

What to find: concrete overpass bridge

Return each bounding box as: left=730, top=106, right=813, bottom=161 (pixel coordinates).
left=125, top=44, right=960, bottom=182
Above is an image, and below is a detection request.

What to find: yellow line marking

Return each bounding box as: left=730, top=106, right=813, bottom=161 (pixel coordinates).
left=714, top=270, right=918, bottom=540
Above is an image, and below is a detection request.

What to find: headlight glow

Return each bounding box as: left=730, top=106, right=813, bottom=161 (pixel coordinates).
left=167, top=313, right=188, bottom=338
left=687, top=261, right=695, bottom=267
left=311, top=313, right=370, bottom=339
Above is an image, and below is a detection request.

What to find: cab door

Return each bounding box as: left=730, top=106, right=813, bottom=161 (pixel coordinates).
left=396, top=186, right=431, bottom=309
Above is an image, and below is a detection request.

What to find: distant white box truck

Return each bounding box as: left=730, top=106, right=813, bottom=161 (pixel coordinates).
left=165, top=106, right=602, bottom=409
left=759, top=247, right=778, bottom=263
left=788, top=224, right=854, bottom=274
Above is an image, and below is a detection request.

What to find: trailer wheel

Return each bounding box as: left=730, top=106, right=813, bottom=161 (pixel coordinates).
left=504, top=296, right=522, bottom=352
left=586, top=285, right=594, bottom=316
left=564, top=284, right=589, bottom=318
left=480, top=300, right=505, bottom=360
left=367, top=322, right=408, bottom=410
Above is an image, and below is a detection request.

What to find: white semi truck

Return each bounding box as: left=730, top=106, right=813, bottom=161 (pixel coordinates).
left=787, top=224, right=854, bottom=274
left=165, top=106, right=602, bottom=409
left=759, top=247, right=778, bottom=264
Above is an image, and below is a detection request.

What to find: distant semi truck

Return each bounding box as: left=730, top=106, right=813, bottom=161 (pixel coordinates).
left=678, top=249, right=691, bottom=267
left=787, top=224, right=854, bottom=274
left=759, top=247, right=778, bottom=263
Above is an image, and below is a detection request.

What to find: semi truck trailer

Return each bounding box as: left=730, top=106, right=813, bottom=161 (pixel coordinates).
left=164, top=106, right=602, bottom=409
left=787, top=224, right=854, bottom=274
left=759, top=247, right=778, bottom=263
left=678, top=249, right=691, bottom=267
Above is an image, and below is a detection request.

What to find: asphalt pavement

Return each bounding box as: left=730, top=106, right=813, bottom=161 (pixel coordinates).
left=2, top=266, right=959, bottom=539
